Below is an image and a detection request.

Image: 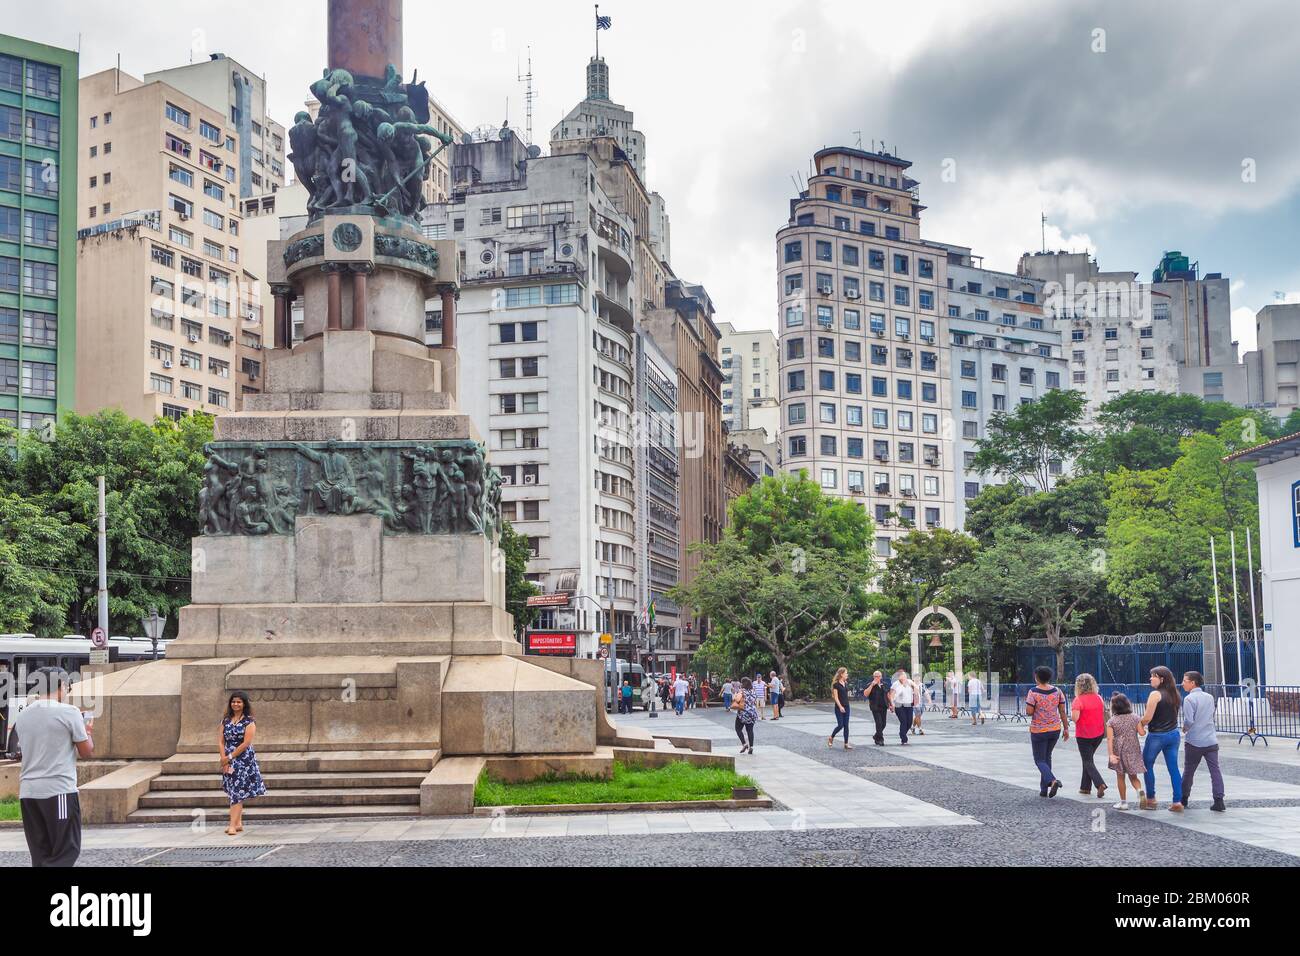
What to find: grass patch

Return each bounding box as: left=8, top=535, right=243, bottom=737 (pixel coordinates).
left=474, top=761, right=757, bottom=808
left=0, top=797, right=19, bottom=822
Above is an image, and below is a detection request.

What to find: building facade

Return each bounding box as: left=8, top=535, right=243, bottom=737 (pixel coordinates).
left=0, top=36, right=77, bottom=433
left=717, top=320, right=779, bottom=434
left=943, top=250, right=1068, bottom=524
left=550, top=57, right=646, bottom=182
left=776, top=146, right=954, bottom=558
left=422, top=131, right=642, bottom=654
left=75, top=67, right=265, bottom=422
left=1244, top=304, right=1300, bottom=419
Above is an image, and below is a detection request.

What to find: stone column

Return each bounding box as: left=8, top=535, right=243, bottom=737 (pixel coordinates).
left=439, top=285, right=456, bottom=349
left=351, top=265, right=370, bottom=331
left=328, top=0, right=402, bottom=81
left=326, top=265, right=343, bottom=331
left=271, top=282, right=291, bottom=349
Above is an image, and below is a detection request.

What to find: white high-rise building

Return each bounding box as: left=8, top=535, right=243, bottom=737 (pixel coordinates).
left=717, top=321, right=779, bottom=434
left=776, top=146, right=955, bottom=558
left=421, top=130, right=641, bottom=655
left=550, top=57, right=646, bottom=181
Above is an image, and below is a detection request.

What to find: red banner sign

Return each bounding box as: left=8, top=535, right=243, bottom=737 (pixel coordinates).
left=525, top=631, right=578, bottom=656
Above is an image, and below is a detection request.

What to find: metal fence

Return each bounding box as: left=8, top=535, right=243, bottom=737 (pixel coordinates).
left=929, top=681, right=1300, bottom=747
left=1014, top=630, right=1268, bottom=686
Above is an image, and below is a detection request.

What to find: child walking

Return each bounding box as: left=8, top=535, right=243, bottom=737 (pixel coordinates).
left=1105, top=692, right=1146, bottom=810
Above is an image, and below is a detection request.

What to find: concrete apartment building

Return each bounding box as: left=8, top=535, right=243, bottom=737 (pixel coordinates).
left=0, top=36, right=77, bottom=433
left=420, top=130, right=642, bottom=655
left=728, top=426, right=779, bottom=483
left=1018, top=249, right=1244, bottom=412
left=1246, top=304, right=1300, bottom=417
left=943, top=250, right=1068, bottom=524
left=776, top=146, right=954, bottom=558
left=717, top=320, right=779, bottom=435
left=74, top=61, right=286, bottom=421
left=640, top=277, right=724, bottom=651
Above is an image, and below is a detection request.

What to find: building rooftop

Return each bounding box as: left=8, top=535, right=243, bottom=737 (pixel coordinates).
left=814, top=145, right=912, bottom=170
left=1224, top=431, right=1300, bottom=466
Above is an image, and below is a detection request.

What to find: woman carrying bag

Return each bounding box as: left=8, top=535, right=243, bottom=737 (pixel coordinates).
left=733, top=677, right=757, bottom=755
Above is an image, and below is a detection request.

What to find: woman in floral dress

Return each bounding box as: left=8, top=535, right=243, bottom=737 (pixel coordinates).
left=220, top=691, right=267, bottom=836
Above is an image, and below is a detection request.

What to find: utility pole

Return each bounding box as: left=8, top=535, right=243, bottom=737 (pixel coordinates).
left=97, top=476, right=108, bottom=637
left=516, top=46, right=534, bottom=147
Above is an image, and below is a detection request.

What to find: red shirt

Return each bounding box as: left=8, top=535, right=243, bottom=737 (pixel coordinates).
left=1073, top=692, right=1104, bottom=738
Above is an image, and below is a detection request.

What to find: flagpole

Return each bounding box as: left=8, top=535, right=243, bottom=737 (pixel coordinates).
left=595, top=4, right=600, bottom=59
left=1246, top=527, right=1263, bottom=682
left=1230, top=530, right=1244, bottom=685
left=1209, top=536, right=1227, bottom=686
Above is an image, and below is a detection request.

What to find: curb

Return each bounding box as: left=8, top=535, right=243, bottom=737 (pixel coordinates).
left=472, top=797, right=773, bottom=816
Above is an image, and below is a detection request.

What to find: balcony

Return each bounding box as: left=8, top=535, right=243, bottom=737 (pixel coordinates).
left=596, top=289, right=633, bottom=333
left=591, top=210, right=633, bottom=278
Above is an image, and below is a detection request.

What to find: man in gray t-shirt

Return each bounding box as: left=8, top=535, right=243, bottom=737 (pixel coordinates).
left=12, top=667, right=93, bottom=866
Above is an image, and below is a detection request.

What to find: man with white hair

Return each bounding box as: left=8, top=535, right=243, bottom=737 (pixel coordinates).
left=889, top=669, right=917, bottom=745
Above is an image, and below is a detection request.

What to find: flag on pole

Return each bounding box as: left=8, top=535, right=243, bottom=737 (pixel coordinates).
left=648, top=600, right=655, bottom=627
left=597, top=12, right=613, bottom=29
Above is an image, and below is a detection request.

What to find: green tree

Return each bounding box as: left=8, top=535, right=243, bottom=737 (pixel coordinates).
left=1081, top=393, right=1278, bottom=472
left=673, top=474, right=875, bottom=692
left=971, top=388, right=1088, bottom=492
left=499, top=520, right=540, bottom=636
left=964, top=474, right=1108, bottom=547
left=875, top=528, right=979, bottom=651
left=0, top=492, right=84, bottom=637
left=950, top=526, right=1103, bottom=677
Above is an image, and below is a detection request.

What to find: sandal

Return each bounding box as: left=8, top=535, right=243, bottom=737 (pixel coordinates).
left=225, top=828, right=239, bottom=836
left=844, top=743, right=853, bottom=750
left=827, top=737, right=834, bottom=748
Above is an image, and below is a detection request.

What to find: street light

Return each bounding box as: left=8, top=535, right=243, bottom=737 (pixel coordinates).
left=983, top=623, right=993, bottom=682
left=142, top=605, right=167, bottom=660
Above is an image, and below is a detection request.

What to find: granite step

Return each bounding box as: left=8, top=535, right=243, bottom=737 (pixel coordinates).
left=126, top=804, right=420, bottom=824
left=161, top=749, right=439, bottom=775
left=150, top=771, right=429, bottom=791
left=137, top=787, right=421, bottom=809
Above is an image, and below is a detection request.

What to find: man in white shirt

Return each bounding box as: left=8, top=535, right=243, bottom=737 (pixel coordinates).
left=672, top=674, right=689, bottom=716
left=967, top=673, right=985, bottom=725
left=889, top=670, right=916, bottom=745
left=12, top=667, right=93, bottom=867
left=769, top=671, right=783, bottom=720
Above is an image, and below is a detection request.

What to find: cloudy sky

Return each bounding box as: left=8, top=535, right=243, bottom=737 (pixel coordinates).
left=14, top=0, right=1300, bottom=348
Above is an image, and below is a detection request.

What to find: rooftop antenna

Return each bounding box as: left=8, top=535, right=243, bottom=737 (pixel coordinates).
left=1040, top=212, right=1047, bottom=253
left=517, top=46, right=535, bottom=147
left=853, top=130, right=863, bottom=149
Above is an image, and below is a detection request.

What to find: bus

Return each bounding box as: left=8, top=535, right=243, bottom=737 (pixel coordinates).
left=0, top=634, right=168, bottom=754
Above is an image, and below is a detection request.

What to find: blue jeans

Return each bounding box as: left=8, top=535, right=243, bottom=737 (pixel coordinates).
left=674, top=695, right=685, bottom=715
left=723, top=692, right=733, bottom=711
left=969, top=695, right=981, bottom=715
left=1143, top=729, right=1183, bottom=801
left=1030, top=730, right=1060, bottom=794
left=830, top=707, right=850, bottom=742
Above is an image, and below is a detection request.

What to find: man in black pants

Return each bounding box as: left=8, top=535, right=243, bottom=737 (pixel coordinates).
left=12, top=667, right=93, bottom=867
left=865, top=670, right=890, bottom=745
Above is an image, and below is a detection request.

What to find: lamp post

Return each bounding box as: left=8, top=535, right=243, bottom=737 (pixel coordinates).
left=983, top=623, right=993, bottom=683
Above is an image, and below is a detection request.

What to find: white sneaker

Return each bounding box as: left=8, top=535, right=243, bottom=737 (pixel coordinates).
left=1114, top=801, right=1130, bottom=810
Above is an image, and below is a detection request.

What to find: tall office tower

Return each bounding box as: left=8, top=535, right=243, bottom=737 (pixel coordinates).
left=0, top=36, right=77, bottom=433
left=640, top=278, right=724, bottom=652
left=776, top=146, right=954, bottom=560
left=75, top=67, right=270, bottom=421
left=717, top=321, right=779, bottom=436
left=634, top=328, right=683, bottom=666
left=942, top=246, right=1067, bottom=525
left=1018, top=249, right=1244, bottom=411
left=550, top=55, right=646, bottom=182
left=421, top=129, right=641, bottom=657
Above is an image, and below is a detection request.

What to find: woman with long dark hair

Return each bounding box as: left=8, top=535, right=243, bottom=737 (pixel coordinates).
left=1139, top=666, right=1183, bottom=812
left=220, top=691, right=267, bottom=835
left=733, top=677, right=757, bottom=754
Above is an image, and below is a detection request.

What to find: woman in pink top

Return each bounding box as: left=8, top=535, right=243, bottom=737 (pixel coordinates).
left=1070, top=672, right=1107, bottom=799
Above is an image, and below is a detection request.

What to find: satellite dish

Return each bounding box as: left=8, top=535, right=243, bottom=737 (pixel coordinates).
left=527, top=144, right=542, bottom=159
left=461, top=133, right=473, bottom=145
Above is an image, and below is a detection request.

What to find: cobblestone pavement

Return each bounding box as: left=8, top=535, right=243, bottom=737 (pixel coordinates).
left=3, top=702, right=1297, bottom=866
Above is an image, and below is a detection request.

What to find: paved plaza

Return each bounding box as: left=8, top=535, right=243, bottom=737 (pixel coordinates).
left=3, top=702, right=1298, bottom=866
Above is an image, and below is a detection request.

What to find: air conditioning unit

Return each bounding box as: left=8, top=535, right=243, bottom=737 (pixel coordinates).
left=846, top=290, right=861, bottom=300
left=874, top=484, right=890, bottom=494
left=922, top=335, right=934, bottom=343
left=252, top=343, right=262, bottom=350
left=819, top=288, right=832, bottom=296
left=850, top=488, right=864, bottom=496
left=898, top=332, right=909, bottom=340
left=924, top=456, right=938, bottom=466
left=249, top=372, right=258, bottom=381
left=874, top=453, right=889, bottom=462
left=500, top=474, right=515, bottom=485
left=901, top=488, right=916, bottom=497
left=189, top=334, right=200, bottom=343
left=523, top=474, right=537, bottom=485
left=162, top=360, right=173, bottom=368
left=178, top=213, right=190, bottom=221
left=874, top=330, right=885, bottom=338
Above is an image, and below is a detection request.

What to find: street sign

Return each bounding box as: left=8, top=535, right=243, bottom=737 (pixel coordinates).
left=88, top=649, right=109, bottom=665
left=90, top=627, right=107, bottom=649
left=524, top=630, right=578, bottom=657
left=599, top=633, right=613, bottom=645
left=526, top=593, right=571, bottom=608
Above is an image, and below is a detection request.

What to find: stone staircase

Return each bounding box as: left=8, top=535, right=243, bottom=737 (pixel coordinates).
left=125, top=749, right=438, bottom=824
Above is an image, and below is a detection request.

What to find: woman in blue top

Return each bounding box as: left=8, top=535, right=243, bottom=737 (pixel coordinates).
left=220, top=691, right=267, bottom=836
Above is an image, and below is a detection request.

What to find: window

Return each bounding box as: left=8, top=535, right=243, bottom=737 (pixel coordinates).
left=165, top=102, right=191, bottom=128
left=23, top=261, right=57, bottom=297
left=0, top=55, right=20, bottom=93
left=817, top=337, right=835, bottom=359
left=893, top=254, right=909, bottom=275
left=208, top=387, right=229, bottom=408
left=820, top=435, right=837, bottom=456
left=919, top=290, right=934, bottom=310
left=787, top=370, right=805, bottom=392
left=845, top=373, right=862, bottom=394
left=785, top=305, right=804, bottom=328
left=787, top=403, right=807, bottom=425
left=784, top=273, right=803, bottom=295
left=961, top=390, right=977, bottom=409
left=203, top=209, right=225, bottom=230
left=200, top=119, right=221, bottom=143
left=820, top=468, right=837, bottom=490
left=25, top=111, right=59, bottom=148
left=869, top=282, right=885, bottom=302
left=544, top=283, right=578, bottom=305
left=0, top=104, right=19, bottom=142
left=964, top=482, right=980, bottom=500
left=895, top=317, right=911, bottom=337
left=1046, top=371, right=1060, bottom=388
left=921, top=413, right=938, bottom=434
left=871, top=376, right=887, bottom=398
left=815, top=240, right=832, bottom=261
left=203, top=179, right=224, bottom=201
left=872, top=408, right=888, bottom=428
left=846, top=405, right=863, bottom=426
left=1105, top=327, right=1118, bottom=340
left=843, top=309, right=861, bottom=330
left=786, top=338, right=805, bottom=360
left=150, top=373, right=174, bottom=394
left=816, top=305, right=834, bottom=329
left=896, top=348, right=912, bottom=369
left=788, top=436, right=807, bottom=457
left=1020, top=368, right=1035, bottom=385
left=842, top=245, right=859, bottom=267
left=818, top=370, right=835, bottom=391
left=845, top=341, right=861, bottom=362
left=921, top=382, right=937, bottom=403
left=0, top=307, right=15, bottom=344
left=506, top=286, right=541, bottom=308
left=0, top=256, right=17, bottom=293
left=784, top=241, right=802, bottom=263
left=848, top=437, right=864, bottom=458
